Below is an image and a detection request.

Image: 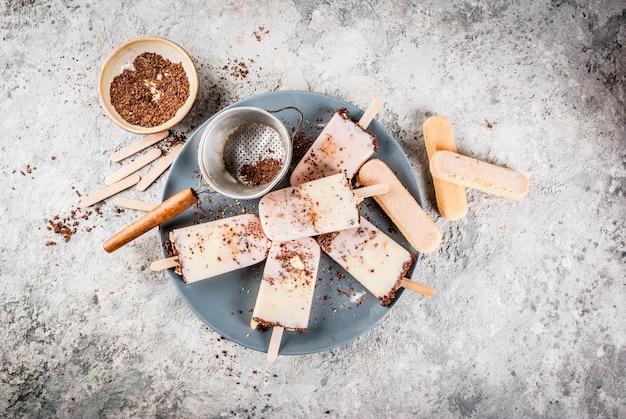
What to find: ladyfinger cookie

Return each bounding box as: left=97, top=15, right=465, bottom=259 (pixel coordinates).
left=357, top=159, right=442, bottom=254
left=422, top=116, right=468, bottom=220
left=430, top=150, right=529, bottom=200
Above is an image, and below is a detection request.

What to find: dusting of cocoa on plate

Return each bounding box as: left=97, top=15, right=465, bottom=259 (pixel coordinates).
left=291, top=130, right=315, bottom=166
left=110, top=52, right=189, bottom=128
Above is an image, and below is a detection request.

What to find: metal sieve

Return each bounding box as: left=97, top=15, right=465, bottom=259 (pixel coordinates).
left=198, top=106, right=302, bottom=200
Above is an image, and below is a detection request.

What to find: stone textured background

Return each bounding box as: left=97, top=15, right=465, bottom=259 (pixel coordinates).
left=1, top=1, right=624, bottom=417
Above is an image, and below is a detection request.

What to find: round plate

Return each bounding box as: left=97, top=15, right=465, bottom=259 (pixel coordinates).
left=160, top=91, right=424, bottom=355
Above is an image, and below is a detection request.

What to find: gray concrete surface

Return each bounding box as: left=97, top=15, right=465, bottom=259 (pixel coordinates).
left=1, top=1, right=625, bottom=417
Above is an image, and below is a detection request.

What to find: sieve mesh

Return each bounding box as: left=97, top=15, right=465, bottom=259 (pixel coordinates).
left=223, top=123, right=285, bottom=185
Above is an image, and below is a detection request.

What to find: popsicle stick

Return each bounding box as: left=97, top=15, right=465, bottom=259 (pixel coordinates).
left=80, top=174, right=140, bottom=207
left=150, top=257, right=179, bottom=271
left=111, top=130, right=169, bottom=162
left=136, top=143, right=183, bottom=191
left=267, top=326, right=284, bottom=363
left=105, top=148, right=162, bottom=186
left=400, top=278, right=435, bottom=297
left=103, top=188, right=198, bottom=253
left=430, top=150, right=529, bottom=200
left=357, top=97, right=383, bottom=129
left=353, top=183, right=389, bottom=201
left=113, top=197, right=158, bottom=212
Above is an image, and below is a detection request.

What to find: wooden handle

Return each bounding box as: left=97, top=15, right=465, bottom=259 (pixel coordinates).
left=400, top=278, right=435, bottom=297
left=103, top=188, right=198, bottom=253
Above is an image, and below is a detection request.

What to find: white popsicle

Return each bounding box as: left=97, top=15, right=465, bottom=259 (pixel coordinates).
left=317, top=218, right=434, bottom=306
left=259, top=173, right=386, bottom=242
left=250, top=237, right=321, bottom=362
left=290, top=98, right=382, bottom=185
left=151, top=214, right=271, bottom=284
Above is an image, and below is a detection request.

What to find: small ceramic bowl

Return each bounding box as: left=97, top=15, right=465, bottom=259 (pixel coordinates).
left=98, top=37, right=199, bottom=135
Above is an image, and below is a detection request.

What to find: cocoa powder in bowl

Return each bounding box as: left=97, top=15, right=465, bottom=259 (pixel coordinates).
left=110, top=52, right=190, bottom=128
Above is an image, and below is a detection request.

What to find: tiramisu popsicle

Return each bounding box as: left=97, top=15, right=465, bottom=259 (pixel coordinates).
left=290, top=98, right=382, bottom=185
left=430, top=150, right=529, bottom=200
left=251, top=237, right=321, bottom=362
left=317, top=218, right=434, bottom=306
left=150, top=214, right=270, bottom=284
left=259, top=173, right=387, bottom=242
left=357, top=159, right=442, bottom=254
left=422, top=116, right=468, bottom=220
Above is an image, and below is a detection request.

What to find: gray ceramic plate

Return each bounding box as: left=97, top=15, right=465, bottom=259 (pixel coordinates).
left=160, top=91, right=423, bottom=355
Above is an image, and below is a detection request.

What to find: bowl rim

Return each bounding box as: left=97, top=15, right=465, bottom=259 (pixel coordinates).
left=98, top=37, right=199, bottom=135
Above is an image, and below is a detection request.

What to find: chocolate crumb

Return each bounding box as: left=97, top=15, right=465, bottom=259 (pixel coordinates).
left=110, top=52, right=190, bottom=128
left=240, top=158, right=282, bottom=186
left=45, top=196, right=105, bottom=244
left=291, top=130, right=315, bottom=165
left=158, top=132, right=187, bottom=153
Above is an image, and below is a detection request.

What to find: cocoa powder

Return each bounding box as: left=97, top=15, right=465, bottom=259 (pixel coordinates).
left=240, top=158, right=282, bottom=186
left=110, top=52, right=190, bottom=128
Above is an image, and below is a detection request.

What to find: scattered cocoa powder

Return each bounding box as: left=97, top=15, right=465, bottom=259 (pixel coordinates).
left=13, top=164, right=37, bottom=179
left=253, top=26, right=270, bottom=42
left=47, top=208, right=90, bottom=242
left=110, top=52, right=190, bottom=128
left=239, top=158, right=282, bottom=186
left=45, top=195, right=105, bottom=244
left=291, top=130, right=315, bottom=165
left=222, top=58, right=252, bottom=79
left=158, top=132, right=187, bottom=154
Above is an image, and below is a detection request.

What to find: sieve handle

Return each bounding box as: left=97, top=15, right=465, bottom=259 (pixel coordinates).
left=103, top=188, right=198, bottom=253
left=268, top=106, right=304, bottom=141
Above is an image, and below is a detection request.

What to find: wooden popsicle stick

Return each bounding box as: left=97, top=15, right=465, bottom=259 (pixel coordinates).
left=357, top=97, right=383, bottom=129
left=136, top=143, right=183, bottom=191
left=353, top=183, right=389, bottom=201
left=103, top=188, right=198, bottom=253
left=400, top=278, right=435, bottom=297
left=150, top=257, right=179, bottom=272
left=105, top=148, right=162, bottom=186
left=113, top=197, right=158, bottom=212
left=430, top=150, right=529, bottom=200
left=111, top=130, right=169, bottom=162
left=80, top=174, right=140, bottom=207
left=267, top=326, right=284, bottom=363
